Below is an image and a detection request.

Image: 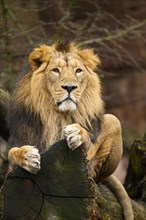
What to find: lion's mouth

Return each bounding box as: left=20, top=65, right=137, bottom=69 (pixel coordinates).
left=57, top=97, right=76, bottom=106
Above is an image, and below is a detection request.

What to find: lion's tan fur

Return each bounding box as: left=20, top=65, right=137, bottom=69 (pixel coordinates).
left=15, top=42, right=104, bottom=148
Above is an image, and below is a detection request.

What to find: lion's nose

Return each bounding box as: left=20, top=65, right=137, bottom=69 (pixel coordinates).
left=61, top=85, right=77, bottom=93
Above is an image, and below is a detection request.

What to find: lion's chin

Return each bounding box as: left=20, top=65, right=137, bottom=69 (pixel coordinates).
left=58, top=100, right=77, bottom=112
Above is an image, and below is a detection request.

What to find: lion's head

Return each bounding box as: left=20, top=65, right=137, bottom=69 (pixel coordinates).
left=16, top=41, right=104, bottom=147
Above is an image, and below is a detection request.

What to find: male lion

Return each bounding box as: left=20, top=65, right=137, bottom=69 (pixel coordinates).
left=8, top=41, right=133, bottom=220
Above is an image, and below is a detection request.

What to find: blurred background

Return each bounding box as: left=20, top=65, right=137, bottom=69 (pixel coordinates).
left=0, top=0, right=146, bottom=183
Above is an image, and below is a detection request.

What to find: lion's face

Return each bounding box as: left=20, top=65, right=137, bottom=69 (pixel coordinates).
left=29, top=42, right=102, bottom=114
left=44, top=52, right=88, bottom=112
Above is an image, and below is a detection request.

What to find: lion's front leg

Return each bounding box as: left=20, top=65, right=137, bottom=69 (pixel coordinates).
left=64, top=123, right=91, bottom=152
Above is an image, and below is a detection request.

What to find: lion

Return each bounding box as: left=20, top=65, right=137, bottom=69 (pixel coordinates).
left=8, top=41, right=133, bottom=220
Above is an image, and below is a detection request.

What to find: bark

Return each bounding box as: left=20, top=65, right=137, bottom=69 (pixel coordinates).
left=1, top=140, right=146, bottom=220
left=0, top=88, right=9, bottom=189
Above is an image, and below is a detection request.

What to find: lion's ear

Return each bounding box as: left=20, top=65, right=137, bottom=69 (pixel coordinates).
left=78, top=48, right=100, bottom=70
left=29, top=45, right=52, bottom=70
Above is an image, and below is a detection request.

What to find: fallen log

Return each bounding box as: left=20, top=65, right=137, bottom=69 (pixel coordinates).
left=1, top=140, right=146, bottom=220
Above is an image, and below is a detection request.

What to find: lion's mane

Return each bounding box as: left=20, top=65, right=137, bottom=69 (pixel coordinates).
left=8, top=41, right=104, bottom=151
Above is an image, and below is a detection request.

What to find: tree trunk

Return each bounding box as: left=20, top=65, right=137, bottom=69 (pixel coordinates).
left=124, top=135, right=146, bottom=202
left=0, top=87, right=10, bottom=141
left=1, top=140, right=146, bottom=220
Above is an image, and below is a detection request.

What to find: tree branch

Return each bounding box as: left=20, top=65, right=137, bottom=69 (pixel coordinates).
left=79, top=20, right=146, bottom=46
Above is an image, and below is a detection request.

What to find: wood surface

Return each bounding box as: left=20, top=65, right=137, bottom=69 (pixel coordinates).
left=1, top=140, right=146, bottom=220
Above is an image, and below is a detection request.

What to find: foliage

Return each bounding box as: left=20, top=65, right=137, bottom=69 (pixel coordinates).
left=1, top=0, right=145, bottom=90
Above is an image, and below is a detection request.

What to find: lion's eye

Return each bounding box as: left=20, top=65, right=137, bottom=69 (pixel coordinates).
left=76, top=68, right=82, bottom=74
left=52, top=68, right=60, bottom=74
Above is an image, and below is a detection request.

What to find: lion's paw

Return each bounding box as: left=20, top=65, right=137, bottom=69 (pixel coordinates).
left=64, top=124, right=83, bottom=150
left=18, top=145, right=41, bottom=174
